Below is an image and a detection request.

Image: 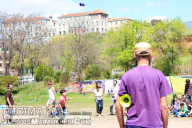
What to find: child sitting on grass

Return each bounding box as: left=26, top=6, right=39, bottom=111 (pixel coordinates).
left=177, top=103, right=188, bottom=117
left=170, top=97, right=180, bottom=113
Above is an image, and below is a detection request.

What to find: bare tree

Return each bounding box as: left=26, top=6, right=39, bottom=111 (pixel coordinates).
left=0, top=12, right=50, bottom=76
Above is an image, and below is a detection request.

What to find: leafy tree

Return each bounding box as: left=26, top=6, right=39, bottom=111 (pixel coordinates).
left=104, top=20, right=150, bottom=71
left=144, top=18, right=189, bottom=75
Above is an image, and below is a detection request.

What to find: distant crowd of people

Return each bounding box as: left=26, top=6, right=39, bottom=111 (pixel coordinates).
left=169, top=79, right=192, bottom=117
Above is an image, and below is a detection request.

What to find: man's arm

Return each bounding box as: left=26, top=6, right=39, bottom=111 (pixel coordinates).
left=6, top=98, right=13, bottom=108
left=184, top=84, right=187, bottom=95
left=116, top=95, right=124, bottom=128
left=52, top=87, right=56, bottom=101
left=161, top=96, right=169, bottom=128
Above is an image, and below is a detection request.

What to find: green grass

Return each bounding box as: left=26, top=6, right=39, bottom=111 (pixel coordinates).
left=0, top=82, right=179, bottom=118
left=0, top=82, right=175, bottom=107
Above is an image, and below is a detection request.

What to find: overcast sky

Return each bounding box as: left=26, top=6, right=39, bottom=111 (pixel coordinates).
left=0, top=0, right=191, bottom=22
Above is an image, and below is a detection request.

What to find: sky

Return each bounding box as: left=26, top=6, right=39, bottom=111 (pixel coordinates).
left=0, top=0, right=191, bottom=22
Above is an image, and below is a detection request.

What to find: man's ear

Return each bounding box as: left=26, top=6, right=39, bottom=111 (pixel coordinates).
left=134, top=52, right=137, bottom=58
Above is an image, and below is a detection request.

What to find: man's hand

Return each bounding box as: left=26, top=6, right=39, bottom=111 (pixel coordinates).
left=14, top=102, right=18, bottom=105
left=9, top=105, right=13, bottom=108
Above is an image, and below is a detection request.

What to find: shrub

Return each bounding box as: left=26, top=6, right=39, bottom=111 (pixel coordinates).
left=102, top=69, right=111, bottom=79
left=53, top=70, right=63, bottom=83
left=53, top=83, right=60, bottom=93
left=112, top=73, right=124, bottom=79
left=0, top=75, right=20, bottom=95
left=60, top=71, right=70, bottom=85
left=35, top=64, right=53, bottom=81
left=43, top=76, right=53, bottom=86
left=189, top=46, right=192, bottom=55
left=84, top=64, right=101, bottom=80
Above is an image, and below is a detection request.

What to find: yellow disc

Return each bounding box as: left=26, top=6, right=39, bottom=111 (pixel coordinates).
left=120, top=94, right=131, bottom=108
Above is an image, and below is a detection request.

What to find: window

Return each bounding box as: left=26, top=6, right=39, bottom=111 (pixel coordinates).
left=92, top=21, right=94, bottom=25
left=102, top=21, right=103, bottom=25
left=31, top=34, right=33, bottom=37
left=102, top=28, right=104, bottom=31
left=53, top=33, right=55, bottom=36
left=105, top=22, right=106, bottom=26
left=96, top=21, right=98, bottom=25
left=96, top=28, right=99, bottom=32
left=63, top=24, right=65, bottom=28
left=105, top=28, right=107, bottom=32
left=63, top=31, right=66, bottom=35
left=116, top=22, right=117, bottom=25
left=59, top=24, right=61, bottom=29
left=59, top=31, right=61, bottom=35
left=92, top=28, right=94, bottom=32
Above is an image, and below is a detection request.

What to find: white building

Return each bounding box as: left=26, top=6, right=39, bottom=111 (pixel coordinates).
left=108, top=17, right=133, bottom=30
left=57, top=9, right=110, bottom=35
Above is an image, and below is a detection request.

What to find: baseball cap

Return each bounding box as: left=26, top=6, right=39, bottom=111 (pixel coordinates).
left=134, top=42, right=152, bottom=56
left=48, top=82, right=52, bottom=85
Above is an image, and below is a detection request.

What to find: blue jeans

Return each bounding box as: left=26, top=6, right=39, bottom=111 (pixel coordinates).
left=96, top=99, right=103, bottom=114
left=180, top=113, right=187, bottom=117
left=52, top=107, right=66, bottom=119
left=173, top=109, right=180, bottom=116
left=125, top=125, right=144, bottom=128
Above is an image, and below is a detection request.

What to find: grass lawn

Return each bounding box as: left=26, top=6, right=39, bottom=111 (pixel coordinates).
left=0, top=82, right=175, bottom=115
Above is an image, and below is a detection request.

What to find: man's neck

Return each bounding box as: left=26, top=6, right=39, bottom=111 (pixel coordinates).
left=137, top=59, right=149, bottom=66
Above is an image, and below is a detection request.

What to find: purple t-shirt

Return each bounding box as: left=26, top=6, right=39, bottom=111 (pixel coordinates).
left=118, top=66, right=172, bottom=128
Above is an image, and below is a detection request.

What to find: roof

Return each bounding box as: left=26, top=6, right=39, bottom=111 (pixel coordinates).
left=31, top=17, right=50, bottom=20
left=5, top=17, right=50, bottom=22
left=90, top=9, right=108, bottom=15
left=108, top=17, right=133, bottom=21
left=59, top=12, right=90, bottom=18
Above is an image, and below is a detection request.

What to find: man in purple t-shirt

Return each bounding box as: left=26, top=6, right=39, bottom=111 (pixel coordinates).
left=116, top=42, right=173, bottom=128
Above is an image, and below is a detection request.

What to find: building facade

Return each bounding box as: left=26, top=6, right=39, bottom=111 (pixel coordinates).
left=108, top=17, right=133, bottom=29
left=56, top=9, right=132, bottom=35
